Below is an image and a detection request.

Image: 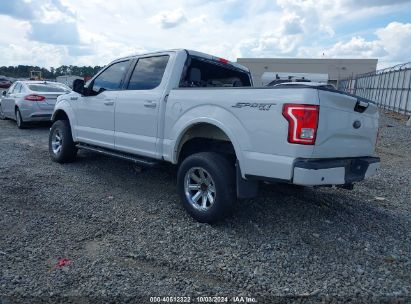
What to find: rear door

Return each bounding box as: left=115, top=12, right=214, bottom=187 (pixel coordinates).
left=313, top=89, right=379, bottom=158
left=74, top=60, right=131, bottom=149
left=114, top=55, right=170, bottom=158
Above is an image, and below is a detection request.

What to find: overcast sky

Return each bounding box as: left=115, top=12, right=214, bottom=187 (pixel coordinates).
left=0, top=0, right=410, bottom=69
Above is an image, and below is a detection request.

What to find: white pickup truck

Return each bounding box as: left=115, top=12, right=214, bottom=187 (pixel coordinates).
left=49, top=49, right=380, bottom=223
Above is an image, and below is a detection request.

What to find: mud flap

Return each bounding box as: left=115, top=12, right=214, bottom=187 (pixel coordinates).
left=236, top=160, right=259, bottom=199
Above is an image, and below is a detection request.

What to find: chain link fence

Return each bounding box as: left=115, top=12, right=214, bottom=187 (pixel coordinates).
left=338, top=62, right=411, bottom=115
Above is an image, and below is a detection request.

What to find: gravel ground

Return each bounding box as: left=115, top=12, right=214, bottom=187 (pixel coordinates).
left=0, top=111, right=410, bottom=303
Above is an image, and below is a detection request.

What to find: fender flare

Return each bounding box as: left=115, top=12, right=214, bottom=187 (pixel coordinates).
left=169, top=106, right=251, bottom=173
left=52, top=101, right=77, bottom=141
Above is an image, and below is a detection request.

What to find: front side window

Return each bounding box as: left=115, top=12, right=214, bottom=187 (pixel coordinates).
left=127, top=56, right=169, bottom=90
left=91, top=60, right=130, bottom=94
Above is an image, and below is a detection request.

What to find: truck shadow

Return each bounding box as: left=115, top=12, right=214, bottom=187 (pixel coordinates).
left=223, top=182, right=408, bottom=250
left=25, top=121, right=53, bottom=129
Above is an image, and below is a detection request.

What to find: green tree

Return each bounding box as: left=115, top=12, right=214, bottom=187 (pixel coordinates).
left=0, top=64, right=103, bottom=79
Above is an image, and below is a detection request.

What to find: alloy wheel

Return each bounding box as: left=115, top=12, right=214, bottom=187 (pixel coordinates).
left=184, top=167, right=216, bottom=211
left=51, top=129, right=63, bottom=155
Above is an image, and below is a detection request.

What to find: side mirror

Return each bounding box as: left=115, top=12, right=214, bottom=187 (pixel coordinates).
left=73, top=79, right=85, bottom=95
left=2, top=90, right=6, bottom=96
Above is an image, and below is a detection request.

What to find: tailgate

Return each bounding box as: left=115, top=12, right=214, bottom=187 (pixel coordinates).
left=313, top=89, right=379, bottom=158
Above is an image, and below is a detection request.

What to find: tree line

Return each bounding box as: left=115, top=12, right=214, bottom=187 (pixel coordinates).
left=0, top=65, right=103, bottom=79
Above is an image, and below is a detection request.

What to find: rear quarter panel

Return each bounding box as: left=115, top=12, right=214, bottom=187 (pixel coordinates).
left=164, top=87, right=319, bottom=179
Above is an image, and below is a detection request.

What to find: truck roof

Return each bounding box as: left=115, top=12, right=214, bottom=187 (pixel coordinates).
left=115, top=49, right=250, bottom=73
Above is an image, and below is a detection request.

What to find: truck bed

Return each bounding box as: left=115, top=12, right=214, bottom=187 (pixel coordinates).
left=164, top=85, right=379, bottom=182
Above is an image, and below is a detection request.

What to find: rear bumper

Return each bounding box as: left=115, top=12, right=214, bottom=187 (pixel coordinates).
left=27, top=113, right=52, bottom=121
left=293, top=157, right=380, bottom=185
left=20, top=108, right=53, bottom=122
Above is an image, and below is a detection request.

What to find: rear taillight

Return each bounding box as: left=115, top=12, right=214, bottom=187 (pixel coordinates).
left=24, top=94, right=45, bottom=102
left=282, top=104, right=319, bottom=145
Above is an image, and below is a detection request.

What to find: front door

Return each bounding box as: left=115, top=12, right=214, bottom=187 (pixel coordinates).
left=2, top=82, right=19, bottom=118
left=74, top=60, right=130, bottom=149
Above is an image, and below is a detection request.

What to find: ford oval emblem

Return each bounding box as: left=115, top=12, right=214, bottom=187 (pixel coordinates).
left=353, top=120, right=361, bottom=129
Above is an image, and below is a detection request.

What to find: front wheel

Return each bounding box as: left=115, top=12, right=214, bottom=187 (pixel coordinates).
left=49, top=120, right=77, bottom=163
left=177, top=152, right=236, bottom=223
left=0, top=103, right=6, bottom=120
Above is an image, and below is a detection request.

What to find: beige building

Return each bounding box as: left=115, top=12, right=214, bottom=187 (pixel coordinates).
left=236, top=58, right=378, bottom=87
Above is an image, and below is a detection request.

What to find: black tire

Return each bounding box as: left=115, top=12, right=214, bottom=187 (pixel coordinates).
left=15, top=108, right=26, bottom=129
left=0, top=103, right=6, bottom=120
left=49, top=120, right=77, bottom=163
left=177, top=152, right=236, bottom=223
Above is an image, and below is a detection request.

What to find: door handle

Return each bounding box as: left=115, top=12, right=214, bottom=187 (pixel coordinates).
left=104, top=100, right=115, bottom=106
left=144, top=101, right=157, bottom=108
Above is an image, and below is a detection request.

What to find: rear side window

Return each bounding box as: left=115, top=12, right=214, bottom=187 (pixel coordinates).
left=28, top=84, right=68, bottom=92
left=92, top=60, right=130, bottom=94
left=127, top=56, right=169, bottom=90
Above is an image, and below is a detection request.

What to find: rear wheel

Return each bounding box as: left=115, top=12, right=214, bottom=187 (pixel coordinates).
left=15, top=108, right=26, bottom=129
left=177, top=152, right=236, bottom=223
left=49, top=120, right=77, bottom=163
